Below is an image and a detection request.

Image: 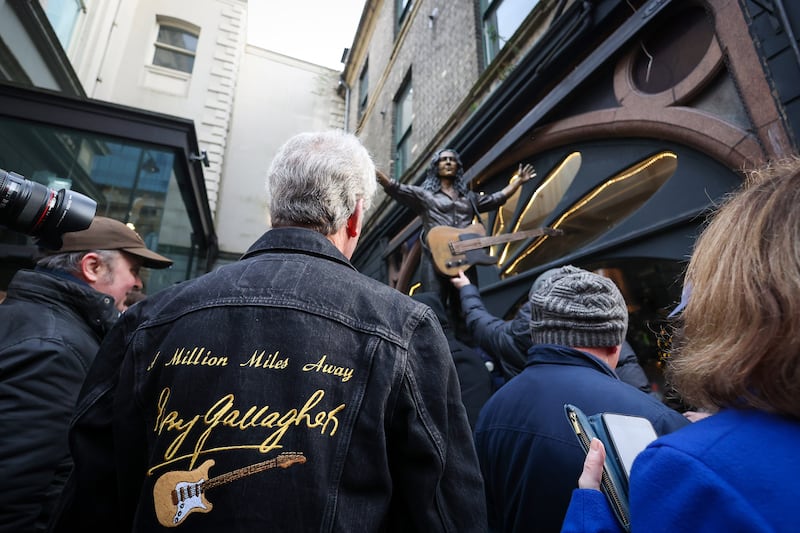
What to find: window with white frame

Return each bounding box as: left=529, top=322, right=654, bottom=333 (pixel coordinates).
left=482, top=0, right=539, bottom=64
left=394, top=76, right=413, bottom=179
left=152, top=18, right=199, bottom=74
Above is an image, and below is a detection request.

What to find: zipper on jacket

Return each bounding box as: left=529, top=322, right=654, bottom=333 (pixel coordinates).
left=567, top=409, right=631, bottom=530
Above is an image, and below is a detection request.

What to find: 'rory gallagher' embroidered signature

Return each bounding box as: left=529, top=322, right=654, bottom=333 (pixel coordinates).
left=150, top=387, right=345, bottom=474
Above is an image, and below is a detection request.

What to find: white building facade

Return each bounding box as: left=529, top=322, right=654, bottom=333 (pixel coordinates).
left=35, top=0, right=347, bottom=261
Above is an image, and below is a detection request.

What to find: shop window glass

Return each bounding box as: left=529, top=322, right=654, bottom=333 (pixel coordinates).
left=0, top=116, right=204, bottom=292
left=394, top=77, right=413, bottom=178
left=482, top=0, right=539, bottom=63
left=397, top=0, right=413, bottom=29
left=44, top=0, right=83, bottom=50
left=358, top=60, right=369, bottom=120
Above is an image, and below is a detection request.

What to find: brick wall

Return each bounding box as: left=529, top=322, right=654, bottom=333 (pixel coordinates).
left=352, top=0, right=481, bottom=181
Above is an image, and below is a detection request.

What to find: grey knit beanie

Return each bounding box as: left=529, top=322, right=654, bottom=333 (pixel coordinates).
left=529, top=265, right=628, bottom=347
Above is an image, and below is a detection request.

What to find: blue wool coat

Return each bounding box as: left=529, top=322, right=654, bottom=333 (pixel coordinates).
left=0, top=269, right=118, bottom=532
left=562, top=408, right=800, bottom=532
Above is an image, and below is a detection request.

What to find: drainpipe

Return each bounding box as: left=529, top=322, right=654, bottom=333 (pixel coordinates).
left=339, top=76, right=351, bottom=133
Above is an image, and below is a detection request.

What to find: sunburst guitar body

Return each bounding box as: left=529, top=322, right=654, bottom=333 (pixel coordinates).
left=426, top=223, right=562, bottom=277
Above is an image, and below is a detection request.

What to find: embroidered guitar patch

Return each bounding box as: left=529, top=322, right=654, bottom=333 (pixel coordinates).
left=152, top=451, right=307, bottom=527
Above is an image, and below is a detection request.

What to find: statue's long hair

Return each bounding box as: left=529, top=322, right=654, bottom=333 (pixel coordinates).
left=422, top=148, right=468, bottom=194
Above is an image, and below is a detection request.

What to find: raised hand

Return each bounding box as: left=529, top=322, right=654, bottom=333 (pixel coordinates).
left=517, top=163, right=536, bottom=183
left=450, top=270, right=472, bottom=289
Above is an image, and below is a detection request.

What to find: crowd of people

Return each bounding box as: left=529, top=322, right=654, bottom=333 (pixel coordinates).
left=0, top=129, right=796, bottom=532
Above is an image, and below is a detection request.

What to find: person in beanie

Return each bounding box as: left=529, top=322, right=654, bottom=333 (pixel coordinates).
left=0, top=216, right=172, bottom=533
left=451, top=268, right=654, bottom=394
left=473, top=265, right=688, bottom=533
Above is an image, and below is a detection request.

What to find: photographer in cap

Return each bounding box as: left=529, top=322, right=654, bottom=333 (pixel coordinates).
left=473, top=265, right=688, bottom=533
left=0, top=216, right=171, bottom=533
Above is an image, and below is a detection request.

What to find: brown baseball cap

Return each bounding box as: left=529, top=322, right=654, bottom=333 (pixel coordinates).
left=55, top=216, right=173, bottom=269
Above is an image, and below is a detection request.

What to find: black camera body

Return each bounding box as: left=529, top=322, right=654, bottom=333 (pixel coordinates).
left=0, top=168, right=97, bottom=249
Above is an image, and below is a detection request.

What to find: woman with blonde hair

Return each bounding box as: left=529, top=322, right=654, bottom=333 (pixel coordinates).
left=561, top=157, right=800, bottom=532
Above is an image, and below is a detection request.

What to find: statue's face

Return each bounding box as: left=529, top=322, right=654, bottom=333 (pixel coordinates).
left=437, top=151, right=459, bottom=179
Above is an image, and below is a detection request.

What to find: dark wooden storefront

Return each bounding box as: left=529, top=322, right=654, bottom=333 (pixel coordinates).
left=352, top=0, right=800, bottom=394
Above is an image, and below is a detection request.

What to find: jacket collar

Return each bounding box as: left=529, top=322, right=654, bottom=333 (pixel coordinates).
left=242, top=227, right=358, bottom=272
left=9, top=269, right=120, bottom=336
left=526, top=343, right=619, bottom=379
left=34, top=266, right=91, bottom=287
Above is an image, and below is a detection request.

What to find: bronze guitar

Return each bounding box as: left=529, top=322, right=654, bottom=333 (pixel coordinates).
left=427, top=223, right=562, bottom=277
left=153, top=451, right=306, bottom=527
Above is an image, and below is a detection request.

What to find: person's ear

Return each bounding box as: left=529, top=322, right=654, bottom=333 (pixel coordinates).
left=78, top=252, right=105, bottom=283
left=346, top=199, right=364, bottom=239
left=608, top=344, right=622, bottom=368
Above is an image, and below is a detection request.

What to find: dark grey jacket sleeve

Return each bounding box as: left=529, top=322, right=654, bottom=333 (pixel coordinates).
left=458, top=284, right=529, bottom=379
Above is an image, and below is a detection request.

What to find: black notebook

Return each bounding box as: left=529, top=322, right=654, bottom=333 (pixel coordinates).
left=564, top=404, right=658, bottom=532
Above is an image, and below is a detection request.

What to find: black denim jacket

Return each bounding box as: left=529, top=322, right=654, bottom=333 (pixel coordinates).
left=52, top=227, right=487, bottom=532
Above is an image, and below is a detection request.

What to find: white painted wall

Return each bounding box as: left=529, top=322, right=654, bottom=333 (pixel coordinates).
left=57, top=0, right=346, bottom=258
left=65, top=0, right=247, bottom=219
left=215, top=45, right=345, bottom=255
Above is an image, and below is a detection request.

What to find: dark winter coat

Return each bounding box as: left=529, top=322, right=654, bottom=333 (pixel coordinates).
left=474, top=344, right=689, bottom=533
left=0, top=269, right=117, bottom=532
left=412, top=291, right=494, bottom=428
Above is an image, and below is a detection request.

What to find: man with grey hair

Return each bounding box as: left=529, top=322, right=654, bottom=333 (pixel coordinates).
left=473, top=265, right=687, bottom=533
left=0, top=216, right=172, bottom=532
left=53, top=130, right=487, bottom=532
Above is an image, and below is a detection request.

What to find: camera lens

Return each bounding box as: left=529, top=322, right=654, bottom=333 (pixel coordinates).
left=0, top=168, right=97, bottom=247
